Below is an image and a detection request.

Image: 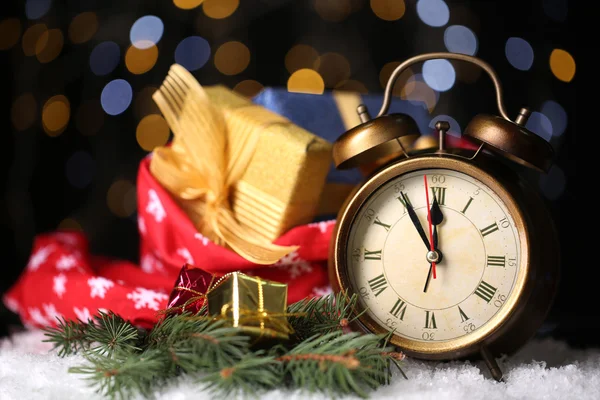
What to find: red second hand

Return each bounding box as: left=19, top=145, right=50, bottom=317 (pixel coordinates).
left=423, top=175, right=437, bottom=279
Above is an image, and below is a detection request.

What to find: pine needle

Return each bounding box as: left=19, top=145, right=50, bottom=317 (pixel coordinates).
left=42, top=316, right=91, bottom=357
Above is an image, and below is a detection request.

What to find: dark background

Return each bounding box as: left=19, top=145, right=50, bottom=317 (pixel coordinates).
left=1, top=1, right=580, bottom=345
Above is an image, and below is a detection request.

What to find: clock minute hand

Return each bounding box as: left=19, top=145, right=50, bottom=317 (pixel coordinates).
left=424, top=192, right=444, bottom=292
left=400, top=191, right=430, bottom=250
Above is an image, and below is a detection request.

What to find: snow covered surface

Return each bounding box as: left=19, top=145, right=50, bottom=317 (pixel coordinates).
left=1, top=329, right=599, bottom=400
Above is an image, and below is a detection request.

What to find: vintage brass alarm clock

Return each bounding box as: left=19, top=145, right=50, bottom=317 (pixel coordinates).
left=328, top=52, right=560, bottom=381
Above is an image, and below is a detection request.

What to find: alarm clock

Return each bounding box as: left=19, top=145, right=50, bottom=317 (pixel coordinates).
left=328, top=52, right=560, bottom=381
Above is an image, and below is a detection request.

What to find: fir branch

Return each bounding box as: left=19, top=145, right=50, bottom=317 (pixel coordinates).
left=86, top=311, right=141, bottom=357
left=42, top=316, right=91, bottom=357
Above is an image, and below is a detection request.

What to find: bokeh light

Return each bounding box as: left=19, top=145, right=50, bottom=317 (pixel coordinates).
left=101, top=79, right=133, bottom=116
left=68, top=12, right=98, bottom=44
left=125, top=44, right=159, bottom=75
left=334, top=80, right=368, bottom=94
left=402, top=74, right=438, bottom=112
left=25, top=0, right=52, bottom=20
left=525, top=111, right=553, bottom=141
left=130, top=15, right=164, bottom=49
left=422, top=59, right=455, bottom=92
left=203, top=0, right=240, bottom=19
left=444, top=25, right=478, bottom=55
left=285, top=44, right=319, bottom=74
left=541, top=100, right=567, bottom=137
left=66, top=151, right=95, bottom=189
left=76, top=100, right=105, bottom=135
left=11, top=93, right=37, bottom=131
left=174, top=36, right=211, bottom=71
left=429, top=115, right=461, bottom=137
left=57, top=218, right=83, bottom=232
left=314, top=52, right=351, bottom=88
left=22, top=23, right=47, bottom=56
left=314, top=0, right=352, bottom=22
left=0, top=18, right=22, bottom=50
left=379, top=62, right=413, bottom=96
left=549, top=49, right=575, bottom=82
left=134, top=87, right=160, bottom=120
left=370, top=0, right=405, bottom=21
left=233, top=80, right=264, bottom=98
left=505, top=37, right=534, bottom=71
left=173, top=0, right=204, bottom=9
left=42, top=95, right=70, bottom=136
left=287, top=69, right=325, bottom=94
left=136, top=114, right=171, bottom=151
left=107, top=179, right=136, bottom=218
left=36, top=28, right=63, bottom=63
left=539, top=165, right=566, bottom=200
left=214, top=41, right=250, bottom=75
left=417, top=0, right=450, bottom=27
left=89, top=41, right=121, bottom=76
left=543, top=0, right=568, bottom=22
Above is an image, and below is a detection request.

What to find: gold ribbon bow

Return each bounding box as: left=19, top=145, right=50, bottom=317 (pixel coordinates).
left=150, top=64, right=298, bottom=264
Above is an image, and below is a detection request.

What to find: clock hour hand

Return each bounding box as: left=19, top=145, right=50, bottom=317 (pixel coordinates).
left=400, top=191, right=431, bottom=250
left=424, top=192, right=444, bottom=292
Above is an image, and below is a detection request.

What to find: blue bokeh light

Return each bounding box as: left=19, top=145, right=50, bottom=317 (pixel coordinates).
left=25, top=0, right=52, bottom=20
left=539, top=165, right=566, bottom=201
left=89, top=41, right=121, bottom=76
left=505, top=37, right=534, bottom=71
left=101, top=79, right=133, bottom=116
left=416, top=0, right=450, bottom=27
left=444, top=25, right=478, bottom=56
left=525, top=111, right=553, bottom=141
left=66, top=151, right=95, bottom=189
left=174, top=36, right=211, bottom=71
left=429, top=115, right=461, bottom=137
left=130, top=15, right=164, bottom=49
left=541, top=100, right=568, bottom=137
left=423, top=59, right=456, bottom=92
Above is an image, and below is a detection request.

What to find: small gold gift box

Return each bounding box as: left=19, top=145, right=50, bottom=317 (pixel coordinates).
left=207, top=272, right=292, bottom=340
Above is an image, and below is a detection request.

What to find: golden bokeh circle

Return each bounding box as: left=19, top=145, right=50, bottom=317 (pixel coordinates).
left=76, top=100, right=105, bottom=136
left=0, top=18, right=21, bottom=50
left=285, top=44, right=319, bottom=74
left=68, top=12, right=98, bottom=44
left=233, top=80, right=264, bottom=98
left=314, top=52, right=351, bottom=88
left=314, top=0, right=352, bottom=22
left=136, top=114, right=171, bottom=151
left=549, top=49, right=575, bottom=82
left=379, top=62, right=413, bottom=96
left=57, top=218, right=83, bottom=232
left=125, top=44, right=159, bottom=75
left=42, top=95, right=71, bottom=136
left=36, top=29, right=64, bottom=63
left=334, top=79, right=369, bottom=94
left=174, top=0, right=204, bottom=10
left=214, top=41, right=250, bottom=75
left=11, top=93, right=37, bottom=131
left=107, top=179, right=136, bottom=218
left=401, top=80, right=437, bottom=112
left=203, top=0, right=239, bottom=19
left=287, top=69, right=325, bottom=94
left=370, top=0, right=406, bottom=21
left=22, top=23, right=47, bottom=56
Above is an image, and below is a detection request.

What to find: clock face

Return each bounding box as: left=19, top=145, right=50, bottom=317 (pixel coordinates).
left=346, top=168, right=521, bottom=343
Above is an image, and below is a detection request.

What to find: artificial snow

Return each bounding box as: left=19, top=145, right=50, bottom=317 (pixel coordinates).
left=0, top=329, right=598, bottom=400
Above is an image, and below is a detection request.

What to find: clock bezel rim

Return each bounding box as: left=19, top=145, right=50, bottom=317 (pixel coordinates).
left=330, top=154, right=531, bottom=359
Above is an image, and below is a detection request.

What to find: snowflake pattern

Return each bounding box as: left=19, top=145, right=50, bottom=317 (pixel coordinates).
left=308, top=220, right=336, bottom=234
left=311, top=285, right=333, bottom=297
left=43, top=303, right=63, bottom=323
left=140, top=253, right=164, bottom=274
left=88, top=277, right=115, bottom=299
left=127, top=288, right=168, bottom=310
left=28, top=307, right=49, bottom=326
left=176, top=247, right=194, bottom=265
left=138, top=215, right=146, bottom=235
left=146, top=189, right=166, bottom=223
left=53, top=274, right=67, bottom=298
left=194, top=232, right=209, bottom=246
left=27, top=245, right=54, bottom=271
left=275, top=250, right=312, bottom=279
left=73, top=306, right=92, bottom=322
left=56, top=255, right=78, bottom=271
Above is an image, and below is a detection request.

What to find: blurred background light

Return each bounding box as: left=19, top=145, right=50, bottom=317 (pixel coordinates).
left=314, top=52, right=351, bottom=88
left=541, top=100, right=567, bottom=137
left=416, top=0, right=450, bottom=27
left=68, top=12, right=98, bottom=44
left=66, top=151, right=95, bottom=189
left=505, top=37, right=534, bottom=71
left=0, top=18, right=22, bottom=50
left=11, top=93, right=37, bottom=131
left=543, top=0, right=568, bottom=22
left=379, top=62, right=413, bottom=97
left=233, top=80, right=264, bottom=98
left=313, top=0, right=352, bottom=22
left=130, top=15, right=164, bottom=49
left=101, top=79, right=133, bottom=116
left=214, top=41, right=250, bottom=75
left=402, top=74, right=438, bottom=112
left=22, top=23, right=47, bottom=56
left=549, top=49, right=575, bottom=82
left=525, top=111, right=553, bottom=141
left=136, top=114, right=170, bottom=151
left=203, top=0, right=240, bottom=19
left=107, top=179, right=136, bottom=218
left=370, top=0, right=406, bottom=21
left=174, top=36, right=211, bottom=71
left=75, top=100, right=105, bottom=135
left=539, top=165, right=566, bottom=200
left=89, top=41, right=121, bottom=76
left=429, top=114, right=461, bottom=137
left=42, top=95, right=70, bottom=136
left=36, top=28, right=63, bottom=63
left=444, top=25, right=478, bottom=55
left=285, top=44, right=319, bottom=74
left=334, top=79, right=368, bottom=94
left=25, top=0, right=52, bottom=20
left=422, top=59, right=455, bottom=92
left=125, top=44, right=159, bottom=75
left=173, top=0, right=204, bottom=10
left=287, top=68, right=325, bottom=94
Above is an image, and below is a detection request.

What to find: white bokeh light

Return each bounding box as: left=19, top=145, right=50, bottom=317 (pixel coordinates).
left=444, top=25, right=478, bottom=55
left=423, top=59, right=456, bottom=92
left=416, top=0, right=450, bottom=27
left=130, top=15, right=164, bottom=49
left=101, top=79, right=133, bottom=116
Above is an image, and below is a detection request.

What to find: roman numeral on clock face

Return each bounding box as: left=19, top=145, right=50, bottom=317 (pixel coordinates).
left=431, top=187, right=446, bottom=205
left=424, top=310, right=437, bottom=329
left=364, top=249, right=382, bottom=260
left=461, top=197, right=474, bottom=214
left=480, top=222, right=499, bottom=237
left=389, top=298, right=407, bottom=320
left=487, top=255, right=506, bottom=267
left=397, top=193, right=412, bottom=213
left=474, top=280, right=497, bottom=303
left=458, top=306, right=470, bottom=323
left=367, top=274, right=388, bottom=297
left=373, top=217, right=391, bottom=231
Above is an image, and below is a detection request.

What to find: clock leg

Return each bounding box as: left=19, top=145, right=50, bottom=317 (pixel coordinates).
left=480, top=346, right=504, bottom=382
